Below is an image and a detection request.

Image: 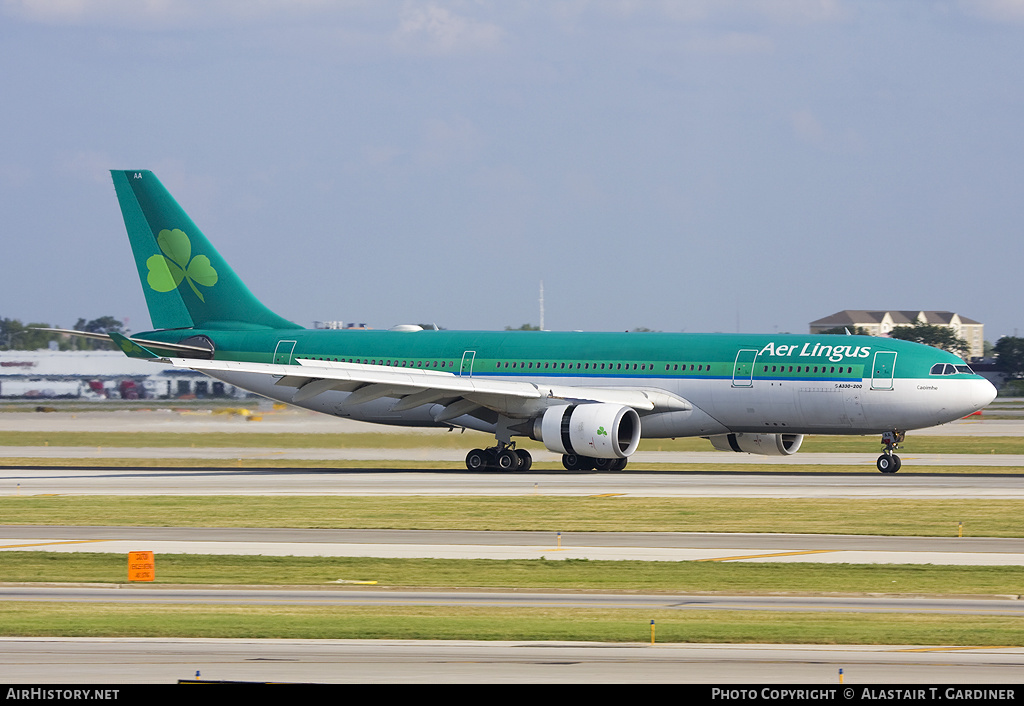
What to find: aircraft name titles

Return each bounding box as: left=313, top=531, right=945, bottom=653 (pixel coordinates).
left=758, top=341, right=873, bottom=362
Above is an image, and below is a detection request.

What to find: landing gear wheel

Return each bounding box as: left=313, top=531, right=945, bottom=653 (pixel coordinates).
left=593, top=457, right=615, bottom=471
left=609, top=457, right=628, bottom=471
left=876, top=454, right=901, bottom=474
left=495, top=449, right=520, bottom=471
left=516, top=449, right=533, bottom=471
left=562, top=454, right=598, bottom=471
left=878, top=430, right=905, bottom=473
left=565, top=454, right=589, bottom=471
left=466, top=449, right=488, bottom=471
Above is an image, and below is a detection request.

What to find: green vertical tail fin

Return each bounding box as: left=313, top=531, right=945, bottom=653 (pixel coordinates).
left=111, top=170, right=302, bottom=331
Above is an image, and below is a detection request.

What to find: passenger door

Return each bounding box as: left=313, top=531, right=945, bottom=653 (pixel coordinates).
left=870, top=351, right=897, bottom=390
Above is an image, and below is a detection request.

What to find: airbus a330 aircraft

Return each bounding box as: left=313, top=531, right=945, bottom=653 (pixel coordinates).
left=74, top=170, right=1000, bottom=473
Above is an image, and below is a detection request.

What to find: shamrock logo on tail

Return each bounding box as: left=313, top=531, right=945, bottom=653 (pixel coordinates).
left=146, top=229, right=218, bottom=302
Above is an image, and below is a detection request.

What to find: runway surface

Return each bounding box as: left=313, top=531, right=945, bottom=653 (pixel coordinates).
left=6, top=445, right=1024, bottom=468
left=3, top=527, right=1023, bottom=565
left=2, top=638, right=1022, bottom=684
left=4, top=586, right=1023, bottom=615
left=4, top=413, right=1024, bottom=471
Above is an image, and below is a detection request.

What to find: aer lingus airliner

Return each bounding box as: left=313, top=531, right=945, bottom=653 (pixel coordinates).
left=75, top=170, right=1001, bottom=472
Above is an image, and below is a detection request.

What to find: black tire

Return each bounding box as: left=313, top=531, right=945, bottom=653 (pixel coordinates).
left=496, top=449, right=520, bottom=471
left=562, top=453, right=581, bottom=471
left=876, top=454, right=898, bottom=474
left=466, top=449, right=488, bottom=471
left=517, top=449, right=533, bottom=471
left=609, top=457, right=628, bottom=471
left=593, top=458, right=614, bottom=471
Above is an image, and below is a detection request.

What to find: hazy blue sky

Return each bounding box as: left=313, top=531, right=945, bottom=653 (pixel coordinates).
left=2, top=1, right=1022, bottom=341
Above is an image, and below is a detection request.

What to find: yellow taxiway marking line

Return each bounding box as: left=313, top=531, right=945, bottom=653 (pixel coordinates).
left=0, top=540, right=111, bottom=550
left=696, top=549, right=840, bottom=562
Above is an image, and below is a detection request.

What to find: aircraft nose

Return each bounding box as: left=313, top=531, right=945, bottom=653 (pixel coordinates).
left=971, top=376, right=998, bottom=411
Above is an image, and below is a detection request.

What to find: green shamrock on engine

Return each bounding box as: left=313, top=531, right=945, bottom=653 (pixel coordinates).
left=146, top=229, right=218, bottom=302
left=597, top=426, right=608, bottom=436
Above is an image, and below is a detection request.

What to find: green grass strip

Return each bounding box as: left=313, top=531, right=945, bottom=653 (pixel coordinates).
left=0, top=430, right=484, bottom=450
left=1, top=552, right=1022, bottom=595
left=1, top=496, right=1021, bottom=536
left=1, top=603, right=1021, bottom=644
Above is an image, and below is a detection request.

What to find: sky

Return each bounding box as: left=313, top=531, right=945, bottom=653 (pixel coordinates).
left=2, top=0, right=1022, bottom=341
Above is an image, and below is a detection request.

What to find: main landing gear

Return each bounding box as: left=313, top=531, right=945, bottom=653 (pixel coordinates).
left=876, top=430, right=905, bottom=474
left=561, top=454, right=627, bottom=471
left=465, top=443, right=533, bottom=472
left=462, top=445, right=629, bottom=472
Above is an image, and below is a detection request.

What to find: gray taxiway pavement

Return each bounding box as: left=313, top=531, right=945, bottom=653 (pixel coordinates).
left=7, top=445, right=1024, bottom=468
left=2, top=638, right=1022, bottom=684
left=4, top=586, right=1023, bottom=615
left=3, top=412, right=1024, bottom=470
left=3, top=527, right=1024, bottom=565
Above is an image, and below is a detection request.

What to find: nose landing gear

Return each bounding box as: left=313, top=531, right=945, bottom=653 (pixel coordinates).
left=877, top=430, right=905, bottom=473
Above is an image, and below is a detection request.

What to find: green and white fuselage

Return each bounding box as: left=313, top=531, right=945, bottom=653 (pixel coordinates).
left=129, top=326, right=991, bottom=437
left=104, top=170, right=997, bottom=472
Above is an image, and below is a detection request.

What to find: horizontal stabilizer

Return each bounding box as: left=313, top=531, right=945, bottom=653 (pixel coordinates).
left=108, top=331, right=160, bottom=359
left=31, top=328, right=218, bottom=356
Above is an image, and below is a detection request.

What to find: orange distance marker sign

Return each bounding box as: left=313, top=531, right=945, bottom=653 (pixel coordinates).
left=128, top=551, right=155, bottom=582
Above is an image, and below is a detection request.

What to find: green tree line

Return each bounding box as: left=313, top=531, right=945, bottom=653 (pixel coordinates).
left=0, top=316, right=125, bottom=351
left=819, top=323, right=971, bottom=358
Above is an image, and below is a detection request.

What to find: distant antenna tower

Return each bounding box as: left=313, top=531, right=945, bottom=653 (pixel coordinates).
left=539, top=280, right=545, bottom=331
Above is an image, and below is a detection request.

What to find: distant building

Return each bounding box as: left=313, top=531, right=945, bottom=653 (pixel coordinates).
left=313, top=321, right=369, bottom=330
left=0, top=350, right=244, bottom=399
left=809, top=310, right=985, bottom=360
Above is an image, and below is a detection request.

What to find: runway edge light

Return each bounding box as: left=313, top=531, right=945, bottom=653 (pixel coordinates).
left=128, top=550, right=155, bottom=582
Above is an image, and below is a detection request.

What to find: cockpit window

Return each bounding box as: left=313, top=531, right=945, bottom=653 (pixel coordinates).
left=930, top=363, right=975, bottom=375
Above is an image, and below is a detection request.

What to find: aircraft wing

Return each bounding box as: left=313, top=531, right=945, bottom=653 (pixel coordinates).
left=156, top=357, right=691, bottom=421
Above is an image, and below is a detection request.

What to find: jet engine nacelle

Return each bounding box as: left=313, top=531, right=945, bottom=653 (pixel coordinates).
left=707, top=432, right=804, bottom=456
left=531, top=403, right=641, bottom=459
